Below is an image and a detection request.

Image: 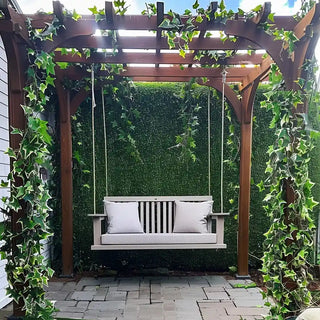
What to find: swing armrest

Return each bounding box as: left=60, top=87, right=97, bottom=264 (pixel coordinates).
left=89, top=214, right=107, bottom=245
left=207, top=212, right=230, bottom=218
left=207, top=212, right=229, bottom=246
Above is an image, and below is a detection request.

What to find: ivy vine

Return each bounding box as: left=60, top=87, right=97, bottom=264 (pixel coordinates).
left=105, top=79, right=142, bottom=163
left=169, top=78, right=201, bottom=162
left=259, top=63, right=318, bottom=319
left=0, top=15, right=62, bottom=320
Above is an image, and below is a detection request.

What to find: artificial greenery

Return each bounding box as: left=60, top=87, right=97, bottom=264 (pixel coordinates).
left=259, top=64, right=318, bottom=319
left=103, top=79, right=142, bottom=162
left=0, top=15, right=61, bottom=320
left=169, top=78, right=202, bottom=162
left=1, top=2, right=319, bottom=319
left=69, top=82, right=276, bottom=271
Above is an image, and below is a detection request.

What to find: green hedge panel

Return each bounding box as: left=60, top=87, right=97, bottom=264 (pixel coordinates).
left=67, top=82, right=318, bottom=272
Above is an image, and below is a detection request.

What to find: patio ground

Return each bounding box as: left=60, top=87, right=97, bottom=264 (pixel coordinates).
left=1, top=275, right=270, bottom=320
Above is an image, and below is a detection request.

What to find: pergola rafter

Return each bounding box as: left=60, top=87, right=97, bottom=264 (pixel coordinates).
left=0, top=1, right=319, bottom=316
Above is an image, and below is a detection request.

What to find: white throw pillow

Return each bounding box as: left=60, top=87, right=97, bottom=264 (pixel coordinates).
left=104, top=201, right=144, bottom=234
left=173, top=201, right=213, bottom=233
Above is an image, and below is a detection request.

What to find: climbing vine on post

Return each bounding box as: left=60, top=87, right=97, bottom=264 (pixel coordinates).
left=259, top=64, right=318, bottom=319
left=0, top=16, right=62, bottom=320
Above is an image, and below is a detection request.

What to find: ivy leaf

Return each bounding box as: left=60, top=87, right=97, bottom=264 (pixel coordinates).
left=45, top=76, right=55, bottom=87
left=257, top=180, right=265, bottom=192
left=5, top=147, right=16, bottom=159
left=88, top=6, right=99, bottom=14
left=252, top=4, right=262, bottom=12
left=27, top=91, right=36, bottom=101
left=56, top=62, right=69, bottom=69
left=268, top=12, right=275, bottom=22
left=238, top=8, right=245, bottom=16
left=39, top=83, right=47, bottom=93
left=159, top=18, right=173, bottom=29
left=179, top=49, right=186, bottom=58
left=72, top=10, right=82, bottom=21
left=192, top=0, right=199, bottom=9
left=195, top=15, right=203, bottom=23
left=1, top=180, right=8, bottom=187
left=11, top=128, right=23, bottom=136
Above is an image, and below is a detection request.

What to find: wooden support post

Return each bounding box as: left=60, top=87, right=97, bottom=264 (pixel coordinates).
left=237, top=82, right=257, bottom=278
left=56, top=79, right=73, bottom=276
left=237, top=121, right=252, bottom=278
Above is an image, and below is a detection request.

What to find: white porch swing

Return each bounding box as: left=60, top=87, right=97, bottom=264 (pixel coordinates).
left=89, top=66, right=229, bottom=250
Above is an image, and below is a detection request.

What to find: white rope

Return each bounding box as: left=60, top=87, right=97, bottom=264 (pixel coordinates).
left=221, top=68, right=227, bottom=214
left=101, top=88, right=108, bottom=196
left=207, top=87, right=211, bottom=195
left=91, top=65, right=96, bottom=214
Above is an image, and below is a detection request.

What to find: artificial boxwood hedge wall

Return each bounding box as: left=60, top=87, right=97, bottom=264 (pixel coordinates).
left=65, top=82, right=318, bottom=272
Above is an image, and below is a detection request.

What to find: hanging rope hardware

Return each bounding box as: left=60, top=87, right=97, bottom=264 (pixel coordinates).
left=101, top=88, right=109, bottom=197
left=220, top=66, right=227, bottom=214
left=91, top=64, right=97, bottom=215
left=91, top=64, right=109, bottom=215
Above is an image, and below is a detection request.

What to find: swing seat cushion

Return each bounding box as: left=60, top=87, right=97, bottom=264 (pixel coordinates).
left=101, top=233, right=217, bottom=245
left=173, top=200, right=213, bottom=233
left=104, top=201, right=144, bottom=234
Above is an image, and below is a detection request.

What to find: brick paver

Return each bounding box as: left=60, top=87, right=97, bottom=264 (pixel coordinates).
left=41, top=275, right=271, bottom=319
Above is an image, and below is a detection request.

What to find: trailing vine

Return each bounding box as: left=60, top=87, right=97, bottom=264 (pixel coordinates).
left=259, top=63, right=318, bottom=319
left=224, top=102, right=240, bottom=218
left=169, top=78, right=201, bottom=162
left=105, top=79, right=142, bottom=163
left=0, top=16, right=61, bottom=319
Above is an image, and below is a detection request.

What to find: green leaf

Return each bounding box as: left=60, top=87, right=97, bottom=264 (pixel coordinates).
left=192, top=0, right=199, bottom=9
left=11, top=128, right=23, bottom=136
left=72, top=9, right=82, bottom=21
left=195, top=15, right=203, bottom=23
left=252, top=4, right=262, bottom=12
left=179, top=49, right=186, bottom=58
left=56, top=62, right=69, bottom=69
left=268, top=12, right=275, bottom=22
left=88, top=6, right=99, bottom=15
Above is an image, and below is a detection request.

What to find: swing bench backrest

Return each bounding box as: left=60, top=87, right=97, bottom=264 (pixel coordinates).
left=89, top=196, right=229, bottom=250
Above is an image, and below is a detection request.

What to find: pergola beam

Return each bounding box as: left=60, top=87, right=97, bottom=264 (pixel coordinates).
left=54, top=51, right=265, bottom=66
left=28, top=12, right=298, bottom=31
left=56, top=36, right=262, bottom=51
left=61, top=65, right=252, bottom=81
left=54, top=51, right=265, bottom=67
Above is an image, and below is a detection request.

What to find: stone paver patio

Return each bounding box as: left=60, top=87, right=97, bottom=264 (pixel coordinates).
left=42, top=275, right=270, bottom=320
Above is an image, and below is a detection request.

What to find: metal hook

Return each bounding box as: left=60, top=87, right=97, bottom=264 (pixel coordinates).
left=221, top=67, right=228, bottom=84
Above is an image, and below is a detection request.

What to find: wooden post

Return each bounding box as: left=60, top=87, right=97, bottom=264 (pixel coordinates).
left=237, top=121, right=252, bottom=278
left=237, top=82, right=257, bottom=278
left=56, top=79, right=73, bottom=276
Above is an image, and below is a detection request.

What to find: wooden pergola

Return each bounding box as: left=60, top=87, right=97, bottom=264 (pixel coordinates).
left=0, top=0, right=319, bottom=287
